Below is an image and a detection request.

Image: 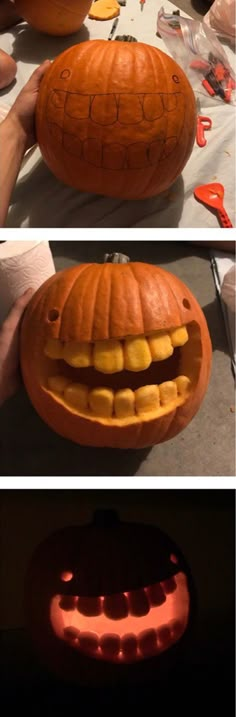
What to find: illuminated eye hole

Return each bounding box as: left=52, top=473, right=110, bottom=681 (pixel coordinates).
left=182, top=298, right=191, bottom=310
left=172, top=74, right=180, bottom=83
left=170, top=554, right=178, bottom=564
left=60, top=571, right=73, bottom=582
left=48, top=309, right=60, bottom=322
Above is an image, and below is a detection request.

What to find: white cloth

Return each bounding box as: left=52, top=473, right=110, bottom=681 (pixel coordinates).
left=0, top=0, right=235, bottom=227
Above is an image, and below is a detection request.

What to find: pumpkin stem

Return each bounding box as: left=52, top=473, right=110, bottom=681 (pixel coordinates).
left=115, top=35, right=137, bottom=42
left=104, top=252, right=130, bottom=263
left=93, top=509, right=120, bottom=527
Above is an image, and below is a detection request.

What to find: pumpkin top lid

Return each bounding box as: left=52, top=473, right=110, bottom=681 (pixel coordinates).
left=21, top=260, right=205, bottom=343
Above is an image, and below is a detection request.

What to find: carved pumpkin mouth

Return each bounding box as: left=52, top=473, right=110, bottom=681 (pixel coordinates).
left=51, top=571, right=189, bottom=663
left=44, top=321, right=201, bottom=424
left=47, top=90, right=185, bottom=169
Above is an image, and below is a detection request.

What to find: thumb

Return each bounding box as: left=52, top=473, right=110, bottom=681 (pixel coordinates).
left=28, top=59, right=51, bottom=90
left=2, top=288, right=34, bottom=332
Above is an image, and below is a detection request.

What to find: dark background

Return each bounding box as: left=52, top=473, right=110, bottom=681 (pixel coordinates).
left=0, top=489, right=235, bottom=714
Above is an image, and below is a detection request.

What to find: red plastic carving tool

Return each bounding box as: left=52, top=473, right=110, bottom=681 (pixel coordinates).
left=196, top=99, right=212, bottom=147
left=194, top=183, right=233, bottom=227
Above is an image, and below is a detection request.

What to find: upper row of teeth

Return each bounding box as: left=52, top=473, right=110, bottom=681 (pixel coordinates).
left=48, top=375, right=191, bottom=418
left=44, top=325, right=188, bottom=374
left=59, top=579, right=176, bottom=617
left=51, top=89, right=182, bottom=123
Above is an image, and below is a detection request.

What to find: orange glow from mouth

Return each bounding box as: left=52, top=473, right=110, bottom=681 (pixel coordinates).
left=50, top=572, right=189, bottom=663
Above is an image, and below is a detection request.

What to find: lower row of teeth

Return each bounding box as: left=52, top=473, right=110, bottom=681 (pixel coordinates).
left=63, top=622, right=183, bottom=658
left=47, top=375, right=191, bottom=417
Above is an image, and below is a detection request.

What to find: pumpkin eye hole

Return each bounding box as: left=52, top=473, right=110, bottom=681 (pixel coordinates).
left=60, top=69, right=71, bottom=79
left=60, top=571, right=74, bottom=582
left=182, top=298, right=191, bottom=310
left=48, top=309, right=60, bottom=322
left=170, top=553, right=178, bottom=564
left=172, top=74, right=180, bottom=83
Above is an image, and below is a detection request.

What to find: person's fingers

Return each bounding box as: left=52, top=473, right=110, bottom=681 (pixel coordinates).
left=2, top=288, right=34, bottom=333
left=26, top=59, right=51, bottom=91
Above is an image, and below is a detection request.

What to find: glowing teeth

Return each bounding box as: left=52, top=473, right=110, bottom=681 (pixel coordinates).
left=78, top=597, right=102, bottom=617
left=148, top=331, right=174, bottom=361
left=94, top=340, right=124, bottom=374
left=157, top=625, right=172, bottom=647
left=100, top=634, right=120, bottom=657
left=79, top=632, right=99, bottom=653
left=104, top=593, right=129, bottom=620
left=59, top=596, right=77, bottom=611
left=147, top=584, right=166, bottom=606
left=139, top=629, right=157, bottom=656
left=129, top=589, right=149, bottom=617
left=64, top=627, right=79, bottom=642
left=63, top=341, right=92, bottom=367
left=121, top=634, right=137, bottom=657
left=54, top=572, right=190, bottom=663
left=162, top=577, right=176, bottom=594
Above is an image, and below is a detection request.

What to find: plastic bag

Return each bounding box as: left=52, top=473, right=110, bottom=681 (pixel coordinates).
left=157, top=7, right=236, bottom=104
left=204, top=0, right=236, bottom=43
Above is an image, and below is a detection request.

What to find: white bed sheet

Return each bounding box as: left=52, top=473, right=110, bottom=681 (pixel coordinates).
left=0, top=0, right=235, bottom=228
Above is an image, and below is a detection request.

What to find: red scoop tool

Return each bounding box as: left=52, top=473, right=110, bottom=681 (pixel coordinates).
left=194, top=183, right=233, bottom=228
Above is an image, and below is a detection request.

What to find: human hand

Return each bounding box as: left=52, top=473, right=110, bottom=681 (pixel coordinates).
left=6, top=60, right=51, bottom=151
left=0, top=288, right=33, bottom=407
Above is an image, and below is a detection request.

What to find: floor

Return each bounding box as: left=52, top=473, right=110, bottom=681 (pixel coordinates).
left=0, top=241, right=234, bottom=477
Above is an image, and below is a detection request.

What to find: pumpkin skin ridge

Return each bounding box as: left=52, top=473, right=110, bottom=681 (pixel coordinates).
left=20, top=262, right=212, bottom=448
left=36, top=40, right=196, bottom=199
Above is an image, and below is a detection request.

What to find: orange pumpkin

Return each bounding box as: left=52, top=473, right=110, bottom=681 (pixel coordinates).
left=25, top=511, right=195, bottom=684
left=0, top=50, right=17, bottom=90
left=35, top=39, right=196, bottom=199
left=20, top=255, right=212, bottom=449
left=14, top=0, right=92, bottom=36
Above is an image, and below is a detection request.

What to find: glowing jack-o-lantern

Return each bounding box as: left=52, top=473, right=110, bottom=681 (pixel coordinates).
left=35, top=39, right=196, bottom=199
left=25, top=511, right=195, bottom=684
left=20, top=253, right=212, bottom=449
